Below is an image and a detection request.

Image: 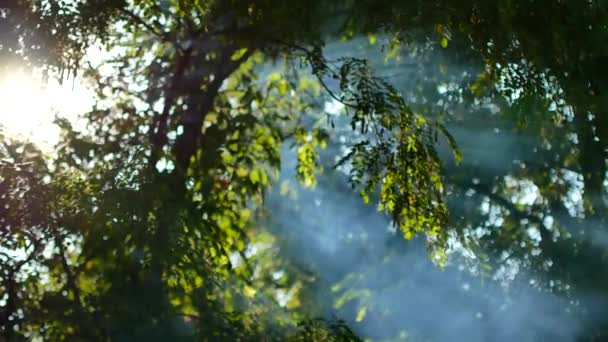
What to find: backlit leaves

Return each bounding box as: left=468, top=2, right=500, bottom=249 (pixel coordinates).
left=307, top=55, right=455, bottom=259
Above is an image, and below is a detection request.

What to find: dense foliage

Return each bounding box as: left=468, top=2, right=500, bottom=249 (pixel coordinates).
left=1, top=0, right=607, bottom=340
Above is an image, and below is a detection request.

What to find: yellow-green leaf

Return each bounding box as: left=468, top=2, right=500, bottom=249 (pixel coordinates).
left=368, top=34, right=377, bottom=45
left=356, top=306, right=367, bottom=322
left=230, top=48, right=248, bottom=61
left=278, top=80, right=288, bottom=95
left=236, top=166, right=248, bottom=177
left=250, top=168, right=260, bottom=184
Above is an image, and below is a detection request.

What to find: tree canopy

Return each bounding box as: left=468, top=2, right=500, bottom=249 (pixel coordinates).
left=1, top=0, right=608, bottom=340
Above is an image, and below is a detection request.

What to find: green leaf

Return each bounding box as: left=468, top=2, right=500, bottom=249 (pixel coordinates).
left=250, top=168, right=260, bottom=184
left=356, top=306, right=367, bottom=322
left=368, top=34, right=376, bottom=45
left=278, top=80, right=288, bottom=95
left=230, top=48, right=248, bottom=61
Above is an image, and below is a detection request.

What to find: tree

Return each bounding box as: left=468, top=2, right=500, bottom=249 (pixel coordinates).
left=1, top=0, right=608, bottom=340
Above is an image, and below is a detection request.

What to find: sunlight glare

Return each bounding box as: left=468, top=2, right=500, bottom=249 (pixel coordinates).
left=0, top=69, right=93, bottom=150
